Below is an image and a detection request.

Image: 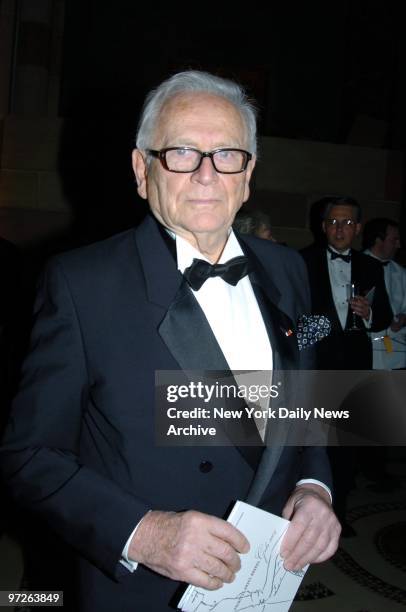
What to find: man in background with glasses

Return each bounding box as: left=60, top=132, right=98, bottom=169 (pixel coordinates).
left=300, top=196, right=392, bottom=536
left=301, top=196, right=392, bottom=371
left=1, top=71, right=340, bottom=611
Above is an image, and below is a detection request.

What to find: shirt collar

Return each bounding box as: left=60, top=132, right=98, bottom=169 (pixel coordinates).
left=175, top=230, right=244, bottom=274
left=327, top=245, right=351, bottom=257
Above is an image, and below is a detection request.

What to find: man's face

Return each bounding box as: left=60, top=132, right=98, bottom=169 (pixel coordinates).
left=378, top=225, right=400, bottom=260
left=132, top=93, right=255, bottom=248
left=322, top=204, right=361, bottom=252
left=256, top=224, right=273, bottom=241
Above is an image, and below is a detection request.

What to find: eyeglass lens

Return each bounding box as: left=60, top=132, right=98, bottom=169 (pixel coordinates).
left=164, top=148, right=248, bottom=173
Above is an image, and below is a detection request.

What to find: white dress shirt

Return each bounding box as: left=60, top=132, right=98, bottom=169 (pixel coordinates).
left=326, top=247, right=352, bottom=329
left=176, top=231, right=273, bottom=371
left=326, top=247, right=371, bottom=329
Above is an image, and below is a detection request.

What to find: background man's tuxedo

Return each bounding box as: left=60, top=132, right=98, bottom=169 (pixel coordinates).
left=300, top=243, right=393, bottom=529
left=1, top=215, right=331, bottom=611
left=300, top=244, right=392, bottom=370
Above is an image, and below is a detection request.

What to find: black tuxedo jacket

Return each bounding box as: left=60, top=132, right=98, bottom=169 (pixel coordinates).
left=300, top=244, right=392, bottom=369
left=1, top=216, right=331, bottom=611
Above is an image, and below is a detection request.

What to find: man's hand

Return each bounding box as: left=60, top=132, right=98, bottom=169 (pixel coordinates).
left=280, top=483, right=341, bottom=571
left=349, top=295, right=370, bottom=320
left=390, top=313, right=406, bottom=332
left=128, top=510, right=250, bottom=590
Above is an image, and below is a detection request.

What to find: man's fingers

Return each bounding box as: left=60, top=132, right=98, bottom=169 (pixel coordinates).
left=281, top=520, right=316, bottom=570
left=294, top=521, right=341, bottom=569
left=280, top=519, right=306, bottom=560
left=284, top=527, right=330, bottom=570
left=196, top=552, right=236, bottom=584
left=128, top=509, right=249, bottom=587
left=280, top=485, right=341, bottom=570
left=312, top=535, right=341, bottom=564
left=187, top=567, right=224, bottom=591
left=208, top=515, right=250, bottom=555
left=205, top=536, right=242, bottom=574
left=350, top=296, right=369, bottom=318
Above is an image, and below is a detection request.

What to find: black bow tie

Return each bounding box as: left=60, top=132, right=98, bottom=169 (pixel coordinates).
left=381, top=260, right=390, bottom=267
left=327, top=247, right=351, bottom=263
left=183, top=256, right=251, bottom=291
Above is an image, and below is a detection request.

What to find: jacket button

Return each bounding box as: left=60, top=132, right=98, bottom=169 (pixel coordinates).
left=199, top=461, right=213, bottom=473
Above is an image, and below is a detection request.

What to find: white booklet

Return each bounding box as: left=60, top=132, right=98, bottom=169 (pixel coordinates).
left=178, top=500, right=307, bottom=611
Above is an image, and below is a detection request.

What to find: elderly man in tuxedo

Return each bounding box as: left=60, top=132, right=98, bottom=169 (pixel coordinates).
left=0, top=71, right=339, bottom=611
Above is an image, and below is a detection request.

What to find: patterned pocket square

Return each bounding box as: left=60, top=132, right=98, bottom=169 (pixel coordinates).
left=296, top=314, right=331, bottom=351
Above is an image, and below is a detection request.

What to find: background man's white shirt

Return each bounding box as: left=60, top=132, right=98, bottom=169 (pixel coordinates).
left=326, top=247, right=351, bottom=329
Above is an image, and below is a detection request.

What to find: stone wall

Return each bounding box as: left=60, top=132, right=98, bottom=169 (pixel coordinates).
left=250, top=137, right=404, bottom=249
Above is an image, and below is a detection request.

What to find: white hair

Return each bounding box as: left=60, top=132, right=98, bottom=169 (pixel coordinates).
left=136, top=70, right=258, bottom=154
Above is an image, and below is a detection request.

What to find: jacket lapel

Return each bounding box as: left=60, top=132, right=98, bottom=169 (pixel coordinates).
left=158, top=278, right=229, bottom=371
left=240, top=240, right=298, bottom=371
left=237, top=240, right=302, bottom=501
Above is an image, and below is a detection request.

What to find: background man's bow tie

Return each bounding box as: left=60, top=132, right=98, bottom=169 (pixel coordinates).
left=327, top=247, right=351, bottom=263
left=183, top=256, right=251, bottom=291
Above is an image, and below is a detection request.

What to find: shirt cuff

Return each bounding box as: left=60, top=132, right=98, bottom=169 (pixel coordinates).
left=120, top=511, right=151, bottom=572
left=296, top=478, right=333, bottom=503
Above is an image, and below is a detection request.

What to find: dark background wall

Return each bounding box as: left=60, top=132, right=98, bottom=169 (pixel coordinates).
left=60, top=1, right=401, bottom=147
left=1, top=0, right=405, bottom=248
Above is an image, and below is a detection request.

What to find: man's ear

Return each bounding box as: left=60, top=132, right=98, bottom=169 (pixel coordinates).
left=322, top=220, right=326, bottom=234
left=132, top=149, right=148, bottom=200
left=242, top=155, right=256, bottom=203
left=355, top=223, right=362, bottom=237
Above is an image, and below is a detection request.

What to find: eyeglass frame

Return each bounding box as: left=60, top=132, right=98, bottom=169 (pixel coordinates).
left=325, top=218, right=357, bottom=229
left=147, top=147, right=253, bottom=174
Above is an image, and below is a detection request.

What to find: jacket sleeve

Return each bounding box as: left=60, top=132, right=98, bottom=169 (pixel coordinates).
left=0, top=259, right=149, bottom=580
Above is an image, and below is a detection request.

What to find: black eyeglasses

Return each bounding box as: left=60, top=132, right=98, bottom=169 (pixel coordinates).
left=325, top=219, right=356, bottom=229
left=147, top=147, right=252, bottom=174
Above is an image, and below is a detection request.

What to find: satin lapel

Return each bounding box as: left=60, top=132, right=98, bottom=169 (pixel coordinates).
left=158, top=278, right=229, bottom=371
left=159, top=278, right=263, bottom=465
left=135, top=216, right=229, bottom=370
left=238, top=241, right=300, bottom=501
left=135, top=215, right=183, bottom=310
left=241, top=241, right=298, bottom=371
left=251, top=283, right=298, bottom=371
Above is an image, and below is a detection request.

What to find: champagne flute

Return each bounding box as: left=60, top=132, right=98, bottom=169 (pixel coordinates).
left=346, top=282, right=361, bottom=331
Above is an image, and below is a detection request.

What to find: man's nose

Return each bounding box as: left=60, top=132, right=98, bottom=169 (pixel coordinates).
left=191, top=155, right=218, bottom=184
